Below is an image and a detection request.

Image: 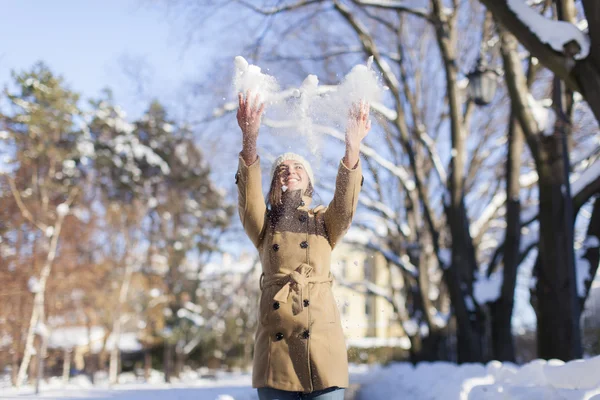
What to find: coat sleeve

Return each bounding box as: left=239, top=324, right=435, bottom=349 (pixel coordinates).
left=236, top=154, right=267, bottom=247
left=323, top=158, right=363, bottom=248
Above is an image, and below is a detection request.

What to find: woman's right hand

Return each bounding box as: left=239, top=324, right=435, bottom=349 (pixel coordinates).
left=237, top=90, right=265, bottom=146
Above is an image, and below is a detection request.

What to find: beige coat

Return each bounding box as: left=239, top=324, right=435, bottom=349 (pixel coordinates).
left=235, top=154, right=363, bottom=393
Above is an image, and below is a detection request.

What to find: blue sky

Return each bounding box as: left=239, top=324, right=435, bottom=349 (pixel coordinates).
left=0, top=0, right=213, bottom=118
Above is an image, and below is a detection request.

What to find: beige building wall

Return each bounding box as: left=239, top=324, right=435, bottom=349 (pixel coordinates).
left=331, top=242, right=405, bottom=347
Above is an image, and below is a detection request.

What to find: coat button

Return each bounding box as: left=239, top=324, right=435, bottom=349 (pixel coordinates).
left=300, top=200, right=305, bottom=207
left=302, top=330, right=310, bottom=339
left=272, top=244, right=280, bottom=252
left=299, top=214, right=308, bottom=223
left=235, top=172, right=240, bottom=184
left=273, top=301, right=280, bottom=310
left=275, top=332, right=284, bottom=341
left=303, top=299, right=310, bottom=307
left=300, top=241, right=308, bottom=249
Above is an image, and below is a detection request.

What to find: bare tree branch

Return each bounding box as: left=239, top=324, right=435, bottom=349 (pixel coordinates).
left=6, top=176, right=48, bottom=232
left=354, top=0, right=432, bottom=21
left=237, top=0, right=323, bottom=15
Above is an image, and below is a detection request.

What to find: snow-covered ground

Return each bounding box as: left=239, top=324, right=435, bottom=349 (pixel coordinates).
left=0, top=369, right=258, bottom=400
left=356, top=356, right=600, bottom=400
left=2, top=357, right=600, bottom=400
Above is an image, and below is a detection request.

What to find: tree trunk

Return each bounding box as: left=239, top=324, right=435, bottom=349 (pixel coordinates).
left=490, top=116, right=524, bottom=362
left=164, top=342, right=172, bottom=383
left=62, top=349, right=71, bottom=384
left=408, top=334, right=423, bottom=365
left=532, top=135, right=582, bottom=360
left=174, top=340, right=185, bottom=378
left=35, top=333, right=47, bottom=394
left=11, top=348, right=19, bottom=386
left=580, top=198, right=600, bottom=309
left=108, top=342, right=120, bottom=385
left=109, top=255, right=134, bottom=385
left=432, top=0, right=485, bottom=363
left=411, top=332, right=445, bottom=362
left=444, top=200, right=485, bottom=363
left=16, top=217, right=66, bottom=388
left=409, top=246, right=448, bottom=362
left=144, top=348, right=152, bottom=382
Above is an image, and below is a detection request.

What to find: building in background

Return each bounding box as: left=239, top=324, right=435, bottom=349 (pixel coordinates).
left=330, top=241, right=407, bottom=350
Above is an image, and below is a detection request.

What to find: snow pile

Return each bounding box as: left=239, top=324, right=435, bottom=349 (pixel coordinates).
left=359, top=356, right=600, bottom=400
left=232, top=56, right=384, bottom=157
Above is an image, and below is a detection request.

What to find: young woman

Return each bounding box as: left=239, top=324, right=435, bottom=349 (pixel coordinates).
left=235, top=90, right=371, bottom=400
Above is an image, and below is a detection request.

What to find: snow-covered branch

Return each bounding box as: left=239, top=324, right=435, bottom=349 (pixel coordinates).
left=506, top=0, right=589, bottom=60
left=481, top=0, right=582, bottom=92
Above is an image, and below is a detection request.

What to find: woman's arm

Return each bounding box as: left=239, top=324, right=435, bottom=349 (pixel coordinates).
left=324, top=101, right=371, bottom=248
left=238, top=90, right=264, bottom=165
left=236, top=91, right=267, bottom=247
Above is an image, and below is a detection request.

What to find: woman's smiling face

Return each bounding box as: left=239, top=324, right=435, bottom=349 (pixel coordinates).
left=278, top=160, right=310, bottom=192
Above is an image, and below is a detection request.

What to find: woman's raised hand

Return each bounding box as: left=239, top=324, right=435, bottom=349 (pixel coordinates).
left=343, top=100, right=371, bottom=168
left=346, top=100, right=371, bottom=151
left=237, top=90, right=265, bottom=146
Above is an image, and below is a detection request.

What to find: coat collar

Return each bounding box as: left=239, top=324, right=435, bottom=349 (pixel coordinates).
left=280, top=189, right=313, bottom=211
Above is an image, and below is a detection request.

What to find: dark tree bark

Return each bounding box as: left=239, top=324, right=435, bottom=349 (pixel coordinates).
left=531, top=131, right=582, bottom=360
left=490, top=114, right=525, bottom=362
left=497, top=18, right=585, bottom=360
left=163, top=342, right=172, bottom=383
left=580, top=198, right=600, bottom=310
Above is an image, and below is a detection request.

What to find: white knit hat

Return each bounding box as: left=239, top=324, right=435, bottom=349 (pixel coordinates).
left=270, top=152, right=315, bottom=187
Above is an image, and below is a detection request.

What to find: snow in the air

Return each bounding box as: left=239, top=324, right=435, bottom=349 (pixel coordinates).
left=232, top=56, right=384, bottom=158
left=507, top=0, right=590, bottom=60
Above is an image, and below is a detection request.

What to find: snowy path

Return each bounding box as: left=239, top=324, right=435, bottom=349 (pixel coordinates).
left=1, top=386, right=258, bottom=400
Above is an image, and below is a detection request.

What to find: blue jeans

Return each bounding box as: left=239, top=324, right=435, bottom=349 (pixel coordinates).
left=257, top=386, right=345, bottom=400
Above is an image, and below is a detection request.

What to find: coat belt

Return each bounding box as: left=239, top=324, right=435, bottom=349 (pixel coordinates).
left=260, top=263, right=333, bottom=315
